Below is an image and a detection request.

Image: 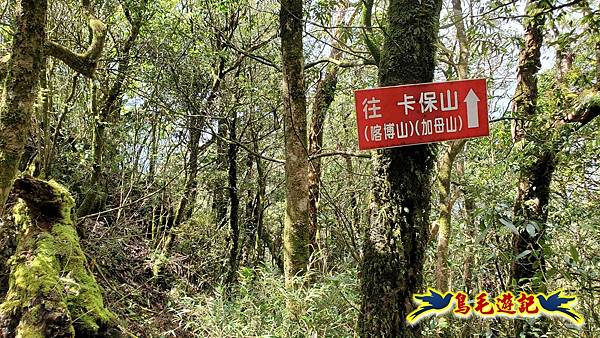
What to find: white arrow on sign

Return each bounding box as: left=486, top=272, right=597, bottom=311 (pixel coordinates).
left=464, top=89, right=480, bottom=129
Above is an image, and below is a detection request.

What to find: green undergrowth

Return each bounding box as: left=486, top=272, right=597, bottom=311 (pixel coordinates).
left=167, top=267, right=360, bottom=337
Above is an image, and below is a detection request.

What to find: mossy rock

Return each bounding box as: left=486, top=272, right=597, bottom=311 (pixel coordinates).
left=0, top=176, right=118, bottom=337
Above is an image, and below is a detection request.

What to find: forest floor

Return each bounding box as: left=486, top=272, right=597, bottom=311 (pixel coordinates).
left=81, top=216, right=360, bottom=337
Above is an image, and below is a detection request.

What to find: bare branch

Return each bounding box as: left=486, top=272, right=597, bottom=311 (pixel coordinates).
left=310, top=151, right=371, bottom=160
left=305, top=57, right=376, bottom=70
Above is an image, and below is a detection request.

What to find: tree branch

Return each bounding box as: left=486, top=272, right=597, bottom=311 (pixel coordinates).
left=100, top=1, right=146, bottom=117
left=305, top=57, right=376, bottom=70
left=361, top=0, right=381, bottom=65
left=310, top=150, right=371, bottom=160
left=563, top=91, right=600, bottom=126
left=45, top=17, right=107, bottom=78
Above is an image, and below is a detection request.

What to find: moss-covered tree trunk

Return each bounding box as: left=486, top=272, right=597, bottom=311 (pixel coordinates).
left=509, top=3, right=600, bottom=337
left=0, top=176, right=115, bottom=337
left=359, top=0, right=442, bottom=336
left=0, top=0, right=47, bottom=213
left=455, top=159, right=476, bottom=338
left=509, top=2, right=553, bottom=336
left=0, top=0, right=107, bottom=215
left=510, top=0, right=548, bottom=291
left=434, top=0, right=470, bottom=293
left=435, top=140, right=465, bottom=293
left=280, top=0, right=309, bottom=287
left=77, top=6, right=141, bottom=218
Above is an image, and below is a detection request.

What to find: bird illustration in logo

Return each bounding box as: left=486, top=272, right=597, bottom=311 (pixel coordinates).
left=537, top=291, right=584, bottom=326
left=407, top=288, right=454, bottom=325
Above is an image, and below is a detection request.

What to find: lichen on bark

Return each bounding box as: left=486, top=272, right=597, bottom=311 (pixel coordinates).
left=280, top=0, right=310, bottom=288
left=0, top=0, right=108, bottom=214
left=0, top=0, right=48, bottom=213
left=0, top=177, right=116, bottom=337
left=44, top=17, right=107, bottom=78
left=359, top=0, right=442, bottom=336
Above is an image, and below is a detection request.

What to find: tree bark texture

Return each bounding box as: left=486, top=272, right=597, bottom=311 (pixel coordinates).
left=434, top=0, right=469, bottom=292
left=452, top=0, right=469, bottom=80
left=307, top=0, right=350, bottom=265
left=242, top=133, right=268, bottom=267
left=458, top=163, right=476, bottom=338
left=307, top=69, right=337, bottom=261
left=435, top=140, right=465, bottom=292
left=280, top=0, right=309, bottom=287
left=169, top=56, right=225, bottom=251
left=77, top=8, right=142, bottom=217
left=226, top=110, right=239, bottom=286
left=38, top=59, right=54, bottom=179
left=359, top=0, right=442, bottom=336
left=510, top=0, right=551, bottom=291
left=510, top=0, right=546, bottom=143
left=241, top=157, right=257, bottom=265
left=511, top=152, right=555, bottom=287
left=44, top=18, right=106, bottom=79
left=509, top=2, right=552, bottom=336
left=172, top=114, right=202, bottom=230
left=0, top=177, right=115, bottom=337
left=0, top=0, right=47, bottom=214
left=509, top=0, right=600, bottom=294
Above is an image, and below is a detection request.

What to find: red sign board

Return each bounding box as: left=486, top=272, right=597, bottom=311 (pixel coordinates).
left=354, top=78, right=489, bottom=150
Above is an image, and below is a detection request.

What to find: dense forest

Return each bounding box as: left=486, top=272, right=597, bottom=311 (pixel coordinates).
left=0, top=0, right=599, bottom=337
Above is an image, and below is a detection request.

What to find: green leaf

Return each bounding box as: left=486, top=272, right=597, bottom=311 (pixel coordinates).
left=500, top=218, right=519, bottom=235
left=569, top=245, right=579, bottom=263
left=516, top=250, right=532, bottom=260
left=475, top=225, right=490, bottom=244
left=526, top=223, right=537, bottom=237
